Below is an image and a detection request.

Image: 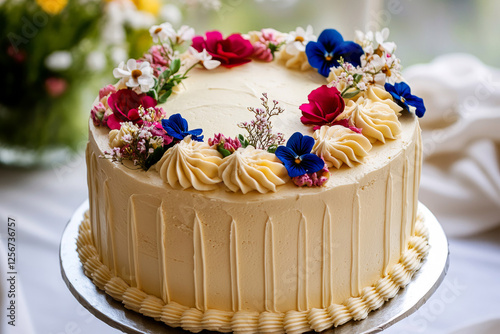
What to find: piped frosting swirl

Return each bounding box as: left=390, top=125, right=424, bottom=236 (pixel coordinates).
left=156, top=137, right=223, bottom=191
left=312, top=125, right=372, bottom=168
left=219, top=146, right=288, bottom=194
left=343, top=97, right=402, bottom=143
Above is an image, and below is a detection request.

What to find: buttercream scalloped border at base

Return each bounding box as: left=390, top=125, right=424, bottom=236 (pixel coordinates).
left=76, top=211, right=429, bottom=334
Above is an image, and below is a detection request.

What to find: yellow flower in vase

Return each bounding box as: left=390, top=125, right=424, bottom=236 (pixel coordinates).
left=36, top=0, right=68, bottom=15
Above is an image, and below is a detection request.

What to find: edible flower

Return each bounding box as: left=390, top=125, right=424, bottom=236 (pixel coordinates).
left=161, top=113, right=204, bottom=142
left=209, top=133, right=242, bottom=157
left=306, top=29, right=364, bottom=77
left=384, top=82, right=426, bottom=117
left=300, top=85, right=345, bottom=128
left=189, top=47, right=221, bottom=70
left=275, top=132, right=324, bottom=178
left=285, top=25, right=316, bottom=55
left=191, top=31, right=253, bottom=68
left=292, top=163, right=330, bottom=187
left=106, top=89, right=157, bottom=130
left=113, top=59, right=155, bottom=93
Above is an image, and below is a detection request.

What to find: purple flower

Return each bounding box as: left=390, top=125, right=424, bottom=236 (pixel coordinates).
left=384, top=82, right=426, bottom=117
left=306, top=29, right=364, bottom=77
left=161, top=113, right=203, bottom=142
left=275, top=132, right=324, bottom=178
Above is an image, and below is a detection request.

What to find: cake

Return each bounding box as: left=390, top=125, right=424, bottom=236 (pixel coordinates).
left=78, top=24, right=429, bottom=333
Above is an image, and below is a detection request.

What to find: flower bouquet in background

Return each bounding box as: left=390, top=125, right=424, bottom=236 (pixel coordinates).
left=0, top=0, right=220, bottom=167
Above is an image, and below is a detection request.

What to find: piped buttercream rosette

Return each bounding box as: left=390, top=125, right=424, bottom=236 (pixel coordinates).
left=313, top=125, right=372, bottom=168
left=156, top=137, right=223, bottom=191
left=219, top=146, right=288, bottom=194
left=342, top=97, right=402, bottom=143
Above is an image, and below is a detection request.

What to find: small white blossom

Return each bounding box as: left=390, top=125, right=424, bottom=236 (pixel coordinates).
left=189, top=47, right=221, bottom=70
left=285, top=25, right=316, bottom=55
left=375, top=28, right=396, bottom=54
left=176, top=25, right=195, bottom=43
left=113, top=59, right=155, bottom=92
left=149, top=22, right=176, bottom=43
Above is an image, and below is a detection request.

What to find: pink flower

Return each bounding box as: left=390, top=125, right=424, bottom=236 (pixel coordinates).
left=333, top=118, right=362, bottom=134
left=90, top=102, right=108, bottom=127
left=106, top=89, right=157, bottom=130
left=45, top=77, right=67, bottom=97
left=292, top=163, right=330, bottom=187
left=99, top=85, right=117, bottom=100
left=150, top=122, right=173, bottom=146
left=209, top=133, right=242, bottom=156
left=300, top=85, right=345, bottom=127
left=253, top=42, right=273, bottom=62
left=192, top=31, right=253, bottom=68
left=142, top=45, right=169, bottom=77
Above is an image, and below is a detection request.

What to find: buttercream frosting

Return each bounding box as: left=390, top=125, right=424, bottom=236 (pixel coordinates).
left=312, top=125, right=372, bottom=168
left=343, top=97, right=402, bottom=143
left=155, top=137, right=223, bottom=191
left=218, top=146, right=288, bottom=194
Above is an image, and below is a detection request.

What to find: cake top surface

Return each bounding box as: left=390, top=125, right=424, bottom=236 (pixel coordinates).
left=89, top=24, right=426, bottom=195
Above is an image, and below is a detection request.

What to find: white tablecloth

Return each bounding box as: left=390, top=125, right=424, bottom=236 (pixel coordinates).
left=1, top=53, right=499, bottom=334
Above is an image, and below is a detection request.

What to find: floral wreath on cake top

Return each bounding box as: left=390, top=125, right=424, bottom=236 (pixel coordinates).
left=91, top=23, right=425, bottom=193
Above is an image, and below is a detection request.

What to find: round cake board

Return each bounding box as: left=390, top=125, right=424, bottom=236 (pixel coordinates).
left=60, top=200, right=449, bottom=334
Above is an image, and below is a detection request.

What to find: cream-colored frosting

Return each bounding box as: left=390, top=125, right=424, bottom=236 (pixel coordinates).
left=353, top=86, right=403, bottom=115
left=276, top=48, right=311, bottom=71
left=155, top=137, right=223, bottom=191
left=312, top=125, right=372, bottom=168
left=344, top=97, right=402, bottom=143
left=218, top=146, right=288, bottom=194
left=108, top=123, right=137, bottom=148
left=84, top=59, right=424, bottom=333
left=77, top=210, right=428, bottom=333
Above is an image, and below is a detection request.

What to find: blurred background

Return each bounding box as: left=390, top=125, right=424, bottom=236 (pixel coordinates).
left=1, top=1, right=500, bottom=334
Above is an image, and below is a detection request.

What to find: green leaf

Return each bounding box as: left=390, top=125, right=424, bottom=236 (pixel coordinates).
left=170, top=58, right=181, bottom=74
left=217, top=146, right=232, bottom=158
left=267, top=145, right=278, bottom=153
left=145, top=146, right=167, bottom=170
left=238, top=134, right=249, bottom=148
left=159, top=69, right=171, bottom=82
left=353, top=74, right=363, bottom=83
left=342, top=89, right=361, bottom=99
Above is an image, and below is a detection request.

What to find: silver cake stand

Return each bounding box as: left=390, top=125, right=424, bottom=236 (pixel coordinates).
left=60, top=201, right=449, bottom=334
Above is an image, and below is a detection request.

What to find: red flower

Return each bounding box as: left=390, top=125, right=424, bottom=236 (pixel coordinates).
left=106, top=89, right=157, bottom=130
left=300, top=85, right=345, bottom=127
left=191, top=31, right=253, bottom=68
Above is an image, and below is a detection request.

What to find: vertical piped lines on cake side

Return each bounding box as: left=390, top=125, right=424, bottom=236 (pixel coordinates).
left=350, top=190, right=361, bottom=297
left=158, top=203, right=170, bottom=303
left=76, top=210, right=430, bottom=334
left=229, top=219, right=241, bottom=312
left=412, top=126, right=423, bottom=236
left=127, top=196, right=140, bottom=288
left=297, top=214, right=308, bottom=311
left=384, top=172, right=393, bottom=276
left=264, top=217, right=277, bottom=312
left=193, top=212, right=207, bottom=311
left=321, top=205, right=333, bottom=308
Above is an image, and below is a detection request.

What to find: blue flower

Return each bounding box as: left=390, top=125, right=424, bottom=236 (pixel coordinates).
left=275, top=132, right=325, bottom=178
left=306, top=29, right=364, bottom=77
left=161, top=113, right=204, bottom=142
left=384, top=82, right=426, bottom=118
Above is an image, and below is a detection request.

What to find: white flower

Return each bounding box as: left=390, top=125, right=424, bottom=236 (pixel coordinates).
left=189, top=47, right=221, bottom=70
left=355, top=30, right=375, bottom=54
left=375, top=28, right=396, bottom=54
left=285, top=25, right=316, bottom=55
left=45, top=51, right=72, bottom=71
left=149, top=22, right=176, bottom=43
left=176, top=25, right=195, bottom=43
left=113, top=59, right=155, bottom=92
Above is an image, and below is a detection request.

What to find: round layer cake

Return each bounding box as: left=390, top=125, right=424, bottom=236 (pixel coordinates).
left=80, top=26, right=429, bottom=333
